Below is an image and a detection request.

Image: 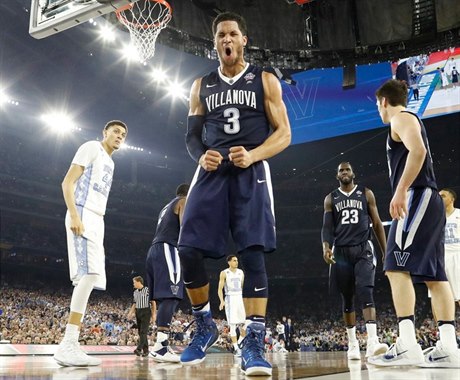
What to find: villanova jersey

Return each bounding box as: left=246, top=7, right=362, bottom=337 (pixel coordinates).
left=224, top=268, right=244, bottom=297
left=199, top=63, right=271, bottom=155
left=72, top=141, right=114, bottom=216
left=152, top=197, right=181, bottom=246
left=331, top=185, right=371, bottom=246
left=387, top=111, right=437, bottom=193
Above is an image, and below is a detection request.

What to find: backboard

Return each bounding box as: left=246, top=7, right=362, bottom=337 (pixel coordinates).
left=29, top=0, right=138, bottom=39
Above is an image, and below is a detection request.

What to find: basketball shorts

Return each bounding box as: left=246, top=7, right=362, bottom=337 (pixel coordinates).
left=66, top=207, right=106, bottom=291
left=330, top=240, right=376, bottom=294
left=225, top=294, right=246, bottom=325
left=146, top=242, right=183, bottom=300
left=179, top=160, right=276, bottom=258
left=384, top=187, right=447, bottom=282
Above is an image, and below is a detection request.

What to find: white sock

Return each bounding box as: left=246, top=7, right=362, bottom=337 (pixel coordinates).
left=233, top=342, right=239, bottom=351
left=200, top=302, right=210, bottom=312
left=438, top=323, right=457, bottom=351
left=366, top=323, right=377, bottom=340
left=157, top=331, right=169, bottom=344
left=398, top=319, right=416, bottom=346
left=63, top=324, right=79, bottom=343
left=346, top=326, right=357, bottom=342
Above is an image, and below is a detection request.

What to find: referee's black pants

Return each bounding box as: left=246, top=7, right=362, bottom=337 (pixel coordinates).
left=135, top=307, right=151, bottom=352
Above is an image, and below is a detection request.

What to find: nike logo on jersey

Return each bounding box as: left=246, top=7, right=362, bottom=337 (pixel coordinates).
left=206, top=83, right=217, bottom=88
left=257, top=179, right=266, bottom=183
left=254, top=287, right=267, bottom=292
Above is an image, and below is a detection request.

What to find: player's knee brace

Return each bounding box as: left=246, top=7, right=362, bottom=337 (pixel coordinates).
left=179, top=247, right=208, bottom=289
left=240, top=247, right=268, bottom=298
left=70, top=274, right=99, bottom=315
left=356, top=285, right=374, bottom=309
left=156, top=299, right=179, bottom=328
left=341, top=292, right=355, bottom=314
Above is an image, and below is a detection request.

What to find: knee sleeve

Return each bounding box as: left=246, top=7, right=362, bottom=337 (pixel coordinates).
left=229, top=324, right=237, bottom=337
left=240, top=247, right=268, bottom=298
left=341, top=292, right=355, bottom=314
left=156, top=299, right=179, bottom=328
left=356, top=285, right=374, bottom=309
left=70, top=274, right=99, bottom=315
left=179, top=247, right=208, bottom=289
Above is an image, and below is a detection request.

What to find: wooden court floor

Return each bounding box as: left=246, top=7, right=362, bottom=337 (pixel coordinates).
left=1, top=351, right=459, bottom=380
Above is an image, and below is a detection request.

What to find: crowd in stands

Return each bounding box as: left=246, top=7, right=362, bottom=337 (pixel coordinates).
left=1, top=287, right=458, bottom=354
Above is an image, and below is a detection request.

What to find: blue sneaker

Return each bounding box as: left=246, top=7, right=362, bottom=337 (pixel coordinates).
left=240, top=323, right=272, bottom=376
left=180, top=310, right=218, bottom=365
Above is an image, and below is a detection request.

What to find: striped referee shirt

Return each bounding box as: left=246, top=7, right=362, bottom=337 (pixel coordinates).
left=133, top=286, right=150, bottom=309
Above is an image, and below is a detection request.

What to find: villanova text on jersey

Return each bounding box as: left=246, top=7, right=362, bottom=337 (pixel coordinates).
left=199, top=65, right=271, bottom=153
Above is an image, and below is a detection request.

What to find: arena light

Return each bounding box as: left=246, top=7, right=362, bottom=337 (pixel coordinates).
left=98, top=24, right=116, bottom=42
left=166, top=81, right=187, bottom=100
left=150, top=68, right=167, bottom=83
left=40, top=112, right=80, bottom=134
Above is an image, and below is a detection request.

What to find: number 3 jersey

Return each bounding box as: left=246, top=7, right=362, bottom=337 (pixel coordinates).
left=330, top=184, right=371, bottom=247
left=199, top=63, right=271, bottom=155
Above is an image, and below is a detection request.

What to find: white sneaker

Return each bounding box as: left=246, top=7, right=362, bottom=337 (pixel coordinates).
left=54, top=341, right=101, bottom=367
left=366, top=338, right=389, bottom=358
left=417, top=341, right=460, bottom=368
left=149, top=345, right=180, bottom=363
left=347, top=340, right=361, bottom=360
left=368, top=338, right=423, bottom=366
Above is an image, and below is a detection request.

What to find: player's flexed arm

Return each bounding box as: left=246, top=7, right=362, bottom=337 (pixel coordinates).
left=321, top=193, right=336, bottom=265
left=186, top=77, right=223, bottom=171
left=229, top=71, right=291, bottom=168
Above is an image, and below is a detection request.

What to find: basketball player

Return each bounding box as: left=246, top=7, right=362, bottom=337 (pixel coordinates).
left=145, top=183, right=189, bottom=363
left=217, top=255, right=245, bottom=356
left=370, top=79, right=459, bottom=367
left=178, top=11, right=291, bottom=376
left=322, top=162, right=388, bottom=361
left=54, top=120, right=127, bottom=366
left=438, top=188, right=460, bottom=308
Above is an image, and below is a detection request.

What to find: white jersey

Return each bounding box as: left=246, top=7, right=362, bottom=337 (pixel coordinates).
left=72, top=141, right=114, bottom=216
left=445, top=208, right=460, bottom=254
left=224, top=268, right=244, bottom=296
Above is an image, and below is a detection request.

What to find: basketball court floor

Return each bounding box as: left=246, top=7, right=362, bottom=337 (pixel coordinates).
left=0, top=346, right=459, bottom=380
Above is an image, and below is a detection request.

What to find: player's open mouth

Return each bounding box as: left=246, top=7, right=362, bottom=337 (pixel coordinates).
left=225, top=47, right=232, bottom=56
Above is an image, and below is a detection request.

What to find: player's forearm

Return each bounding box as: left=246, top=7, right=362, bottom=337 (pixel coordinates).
left=396, top=147, right=426, bottom=192
left=62, top=183, right=78, bottom=217
left=249, top=126, right=291, bottom=163
left=373, top=222, right=387, bottom=255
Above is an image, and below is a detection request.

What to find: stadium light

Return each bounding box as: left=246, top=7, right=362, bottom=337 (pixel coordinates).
left=40, top=112, right=80, bottom=134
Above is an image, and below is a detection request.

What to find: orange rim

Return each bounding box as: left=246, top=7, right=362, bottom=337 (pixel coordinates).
left=116, top=0, right=172, bottom=30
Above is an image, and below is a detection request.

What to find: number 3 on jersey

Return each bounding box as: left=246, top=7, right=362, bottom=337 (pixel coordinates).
left=341, top=209, right=359, bottom=224
left=223, top=107, right=240, bottom=134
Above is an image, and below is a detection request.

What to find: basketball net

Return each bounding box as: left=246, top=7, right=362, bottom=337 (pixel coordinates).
left=116, top=0, right=172, bottom=62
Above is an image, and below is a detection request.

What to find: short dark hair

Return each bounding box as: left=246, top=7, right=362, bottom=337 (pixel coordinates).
left=375, top=79, right=408, bottom=107
left=227, top=254, right=237, bottom=262
left=212, top=12, right=247, bottom=36
left=105, top=120, right=128, bottom=133
left=133, top=276, right=143, bottom=285
left=441, top=188, right=457, bottom=201
left=338, top=161, right=353, bottom=171
left=176, top=183, right=190, bottom=197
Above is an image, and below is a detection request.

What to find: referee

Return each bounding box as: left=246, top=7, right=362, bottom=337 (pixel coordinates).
left=128, top=276, right=151, bottom=356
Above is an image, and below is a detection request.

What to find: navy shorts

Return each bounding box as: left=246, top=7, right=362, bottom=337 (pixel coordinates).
left=178, top=160, right=276, bottom=258
left=145, top=242, right=183, bottom=300
left=330, top=240, right=376, bottom=294
left=384, top=187, right=447, bottom=283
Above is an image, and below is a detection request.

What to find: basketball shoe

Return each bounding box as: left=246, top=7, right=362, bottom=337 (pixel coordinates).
left=417, top=341, right=460, bottom=368
left=365, top=337, right=389, bottom=358
left=150, top=342, right=180, bottom=363
left=180, top=310, right=218, bottom=365
left=368, top=337, right=424, bottom=366
left=240, top=323, right=272, bottom=376
left=54, top=341, right=101, bottom=367
left=347, top=340, right=361, bottom=360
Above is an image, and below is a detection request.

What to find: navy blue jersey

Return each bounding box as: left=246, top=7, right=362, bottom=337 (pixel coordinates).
left=152, top=197, right=181, bottom=246
left=331, top=185, right=371, bottom=246
left=199, top=64, right=271, bottom=155
left=387, top=111, right=437, bottom=193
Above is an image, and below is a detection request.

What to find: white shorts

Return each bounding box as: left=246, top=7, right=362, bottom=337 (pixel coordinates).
left=225, top=294, right=245, bottom=325
left=445, top=250, right=459, bottom=301
left=66, top=208, right=106, bottom=290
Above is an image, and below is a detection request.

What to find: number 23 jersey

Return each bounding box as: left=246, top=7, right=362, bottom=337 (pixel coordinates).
left=330, top=184, right=371, bottom=247
left=199, top=63, right=271, bottom=155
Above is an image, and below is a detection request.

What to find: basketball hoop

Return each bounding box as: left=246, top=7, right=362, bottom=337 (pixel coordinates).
left=116, top=0, right=172, bottom=62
